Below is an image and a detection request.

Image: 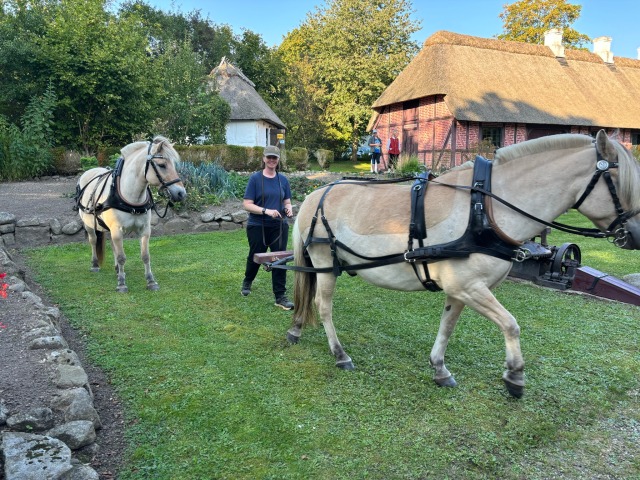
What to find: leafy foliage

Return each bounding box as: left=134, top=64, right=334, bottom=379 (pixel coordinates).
left=498, top=0, right=590, bottom=49
left=175, top=161, right=241, bottom=210
left=0, top=85, right=57, bottom=180
left=149, top=39, right=230, bottom=145
left=278, top=0, right=420, bottom=154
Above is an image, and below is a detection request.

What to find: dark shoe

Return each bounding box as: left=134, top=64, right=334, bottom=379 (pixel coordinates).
left=241, top=280, right=252, bottom=296
left=275, top=296, right=294, bottom=310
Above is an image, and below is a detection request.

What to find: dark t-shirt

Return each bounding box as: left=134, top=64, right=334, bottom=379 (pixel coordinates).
left=244, top=171, right=292, bottom=227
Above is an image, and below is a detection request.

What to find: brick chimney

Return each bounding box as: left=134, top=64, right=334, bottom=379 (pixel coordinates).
left=544, top=29, right=565, bottom=57
left=593, top=36, right=614, bottom=63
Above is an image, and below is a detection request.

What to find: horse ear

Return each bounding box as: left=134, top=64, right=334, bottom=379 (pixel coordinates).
left=595, top=129, right=617, bottom=161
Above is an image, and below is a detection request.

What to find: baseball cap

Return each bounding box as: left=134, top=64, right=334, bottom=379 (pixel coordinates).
left=263, top=145, right=280, bottom=158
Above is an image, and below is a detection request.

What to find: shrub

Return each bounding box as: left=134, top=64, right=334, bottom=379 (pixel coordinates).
left=288, top=147, right=308, bottom=171
left=0, top=86, right=56, bottom=180
left=396, top=154, right=423, bottom=175
left=51, top=148, right=81, bottom=175
left=175, top=161, right=245, bottom=211
left=315, top=149, right=333, bottom=169
left=80, top=156, right=99, bottom=171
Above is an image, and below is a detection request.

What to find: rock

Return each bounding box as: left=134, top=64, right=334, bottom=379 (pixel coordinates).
left=60, top=464, right=100, bottom=480
left=0, top=212, right=16, bottom=225
left=6, top=407, right=54, bottom=432
left=52, top=388, right=93, bottom=411
left=55, top=364, right=89, bottom=388
left=65, top=398, right=102, bottom=430
left=61, top=221, right=83, bottom=235
left=29, top=335, right=68, bottom=350
left=200, top=212, right=216, bottom=223
left=50, top=218, right=62, bottom=235
left=2, top=432, right=72, bottom=480
left=48, top=349, right=82, bottom=367
left=46, top=420, right=96, bottom=450
left=162, top=217, right=193, bottom=234
left=230, top=210, right=249, bottom=223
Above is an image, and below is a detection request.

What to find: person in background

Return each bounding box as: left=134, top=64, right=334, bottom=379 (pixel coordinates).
left=369, top=130, right=382, bottom=174
left=241, top=145, right=295, bottom=310
left=387, top=130, right=400, bottom=173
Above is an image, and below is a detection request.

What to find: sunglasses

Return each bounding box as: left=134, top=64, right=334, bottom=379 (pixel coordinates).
left=265, top=155, right=279, bottom=160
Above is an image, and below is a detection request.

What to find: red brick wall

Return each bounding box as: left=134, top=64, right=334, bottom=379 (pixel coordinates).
left=373, top=95, right=636, bottom=168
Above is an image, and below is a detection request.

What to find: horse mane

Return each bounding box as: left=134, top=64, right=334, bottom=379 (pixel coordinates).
left=120, top=136, right=180, bottom=164
left=612, top=140, right=640, bottom=212
left=494, top=134, right=593, bottom=165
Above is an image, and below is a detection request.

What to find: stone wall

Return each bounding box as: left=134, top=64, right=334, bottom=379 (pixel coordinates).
left=0, top=204, right=260, bottom=249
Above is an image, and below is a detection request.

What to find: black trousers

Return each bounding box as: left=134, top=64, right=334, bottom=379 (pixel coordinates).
left=244, top=223, right=290, bottom=298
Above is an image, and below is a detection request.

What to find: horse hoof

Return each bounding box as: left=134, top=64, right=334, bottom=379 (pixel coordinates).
left=503, top=379, right=524, bottom=398
left=336, top=360, right=355, bottom=370
left=286, top=331, right=300, bottom=344
left=434, top=375, right=457, bottom=388
left=116, top=286, right=128, bottom=293
left=147, top=283, right=159, bottom=291
left=90, top=267, right=100, bottom=273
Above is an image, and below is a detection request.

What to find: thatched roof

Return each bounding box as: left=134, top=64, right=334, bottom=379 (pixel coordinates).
left=209, top=57, right=286, bottom=129
left=372, top=31, right=640, bottom=129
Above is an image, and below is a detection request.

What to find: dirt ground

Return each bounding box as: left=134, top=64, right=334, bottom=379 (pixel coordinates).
left=0, top=176, right=126, bottom=479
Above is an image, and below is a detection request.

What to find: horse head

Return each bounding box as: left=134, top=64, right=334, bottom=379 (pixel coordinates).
left=145, top=136, right=187, bottom=203
left=592, top=130, right=640, bottom=250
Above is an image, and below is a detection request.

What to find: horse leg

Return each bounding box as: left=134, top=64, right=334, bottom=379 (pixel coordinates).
left=429, top=295, right=465, bottom=388
left=140, top=234, right=159, bottom=291
left=110, top=233, right=128, bottom=293
left=316, top=274, right=354, bottom=370
left=85, top=227, right=100, bottom=272
left=459, top=286, right=525, bottom=398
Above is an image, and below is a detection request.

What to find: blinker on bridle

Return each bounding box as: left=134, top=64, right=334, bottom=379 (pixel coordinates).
left=145, top=142, right=182, bottom=190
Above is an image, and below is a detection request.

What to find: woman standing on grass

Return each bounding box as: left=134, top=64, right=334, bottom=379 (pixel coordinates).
left=241, top=145, right=295, bottom=310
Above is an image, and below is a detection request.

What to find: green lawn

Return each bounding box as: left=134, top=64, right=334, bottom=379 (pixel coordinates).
left=24, top=210, right=639, bottom=479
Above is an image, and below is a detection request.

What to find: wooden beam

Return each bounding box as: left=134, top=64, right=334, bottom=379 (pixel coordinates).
left=571, top=266, right=640, bottom=306
left=253, top=251, right=294, bottom=264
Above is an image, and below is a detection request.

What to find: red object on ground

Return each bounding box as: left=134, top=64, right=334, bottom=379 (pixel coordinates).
left=571, top=266, right=640, bottom=306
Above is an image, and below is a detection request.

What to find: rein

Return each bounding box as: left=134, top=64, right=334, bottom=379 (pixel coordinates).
left=270, top=145, right=636, bottom=282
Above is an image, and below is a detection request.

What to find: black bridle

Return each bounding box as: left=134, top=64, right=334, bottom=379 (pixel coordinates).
left=432, top=147, right=638, bottom=248
left=145, top=142, right=182, bottom=190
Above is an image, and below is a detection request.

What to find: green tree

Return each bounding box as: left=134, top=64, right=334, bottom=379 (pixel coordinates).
left=150, top=39, right=230, bottom=144
left=283, top=0, right=420, bottom=159
left=498, top=0, right=590, bottom=49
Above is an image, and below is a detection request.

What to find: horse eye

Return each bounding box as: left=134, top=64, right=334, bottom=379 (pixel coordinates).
left=157, top=163, right=167, bottom=169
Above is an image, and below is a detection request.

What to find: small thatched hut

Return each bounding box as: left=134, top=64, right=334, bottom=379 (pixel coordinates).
left=209, top=57, right=285, bottom=147
left=370, top=30, right=640, bottom=169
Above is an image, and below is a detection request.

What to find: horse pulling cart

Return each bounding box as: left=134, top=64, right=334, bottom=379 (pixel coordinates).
left=256, top=131, right=640, bottom=399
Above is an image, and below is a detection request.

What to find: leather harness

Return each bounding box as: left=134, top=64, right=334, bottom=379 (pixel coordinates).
left=281, top=157, right=521, bottom=291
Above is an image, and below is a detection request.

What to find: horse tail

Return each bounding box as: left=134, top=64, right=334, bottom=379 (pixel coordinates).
left=292, top=222, right=318, bottom=327
left=96, top=230, right=105, bottom=266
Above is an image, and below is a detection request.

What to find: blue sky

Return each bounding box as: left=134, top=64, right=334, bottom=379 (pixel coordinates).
left=133, top=0, right=640, bottom=60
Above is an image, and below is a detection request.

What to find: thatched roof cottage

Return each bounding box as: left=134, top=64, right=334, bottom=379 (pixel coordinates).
left=370, top=30, right=640, bottom=169
left=209, top=57, right=285, bottom=147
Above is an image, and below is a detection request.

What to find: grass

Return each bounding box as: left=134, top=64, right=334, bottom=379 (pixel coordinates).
left=307, top=159, right=373, bottom=174
left=23, top=210, right=640, bottom=479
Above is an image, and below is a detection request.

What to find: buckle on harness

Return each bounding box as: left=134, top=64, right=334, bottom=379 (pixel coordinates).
left=404, top=251, right=416, bottom=263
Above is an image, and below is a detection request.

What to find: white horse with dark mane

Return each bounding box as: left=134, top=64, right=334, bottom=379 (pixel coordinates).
left=76, top=136, right=186, bottom=292
left=288, top=130, right=640, bottom=398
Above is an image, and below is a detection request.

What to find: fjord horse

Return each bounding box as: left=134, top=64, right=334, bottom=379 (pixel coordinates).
left=288, top=130, right=640, bottom=397
left=76, top=136, right=186, bottom=292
